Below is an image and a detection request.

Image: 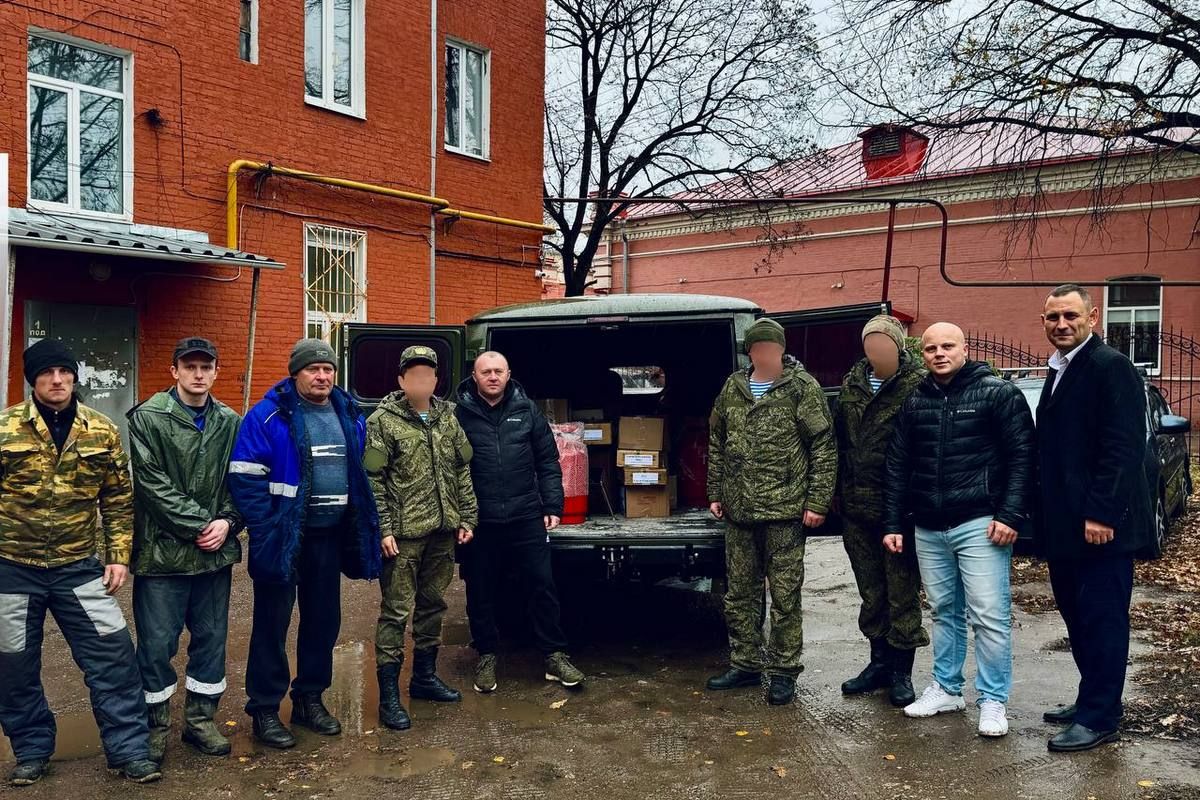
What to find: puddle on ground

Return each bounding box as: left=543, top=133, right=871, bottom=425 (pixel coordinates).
left=2, top=638, right=558, bottom=761
left=0, top=708, right=102, bottom=762
left=343, top=746, right=456, bottom=778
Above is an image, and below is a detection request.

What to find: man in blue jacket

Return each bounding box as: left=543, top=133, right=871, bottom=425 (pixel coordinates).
left=228, top=338, right=382, bottom=749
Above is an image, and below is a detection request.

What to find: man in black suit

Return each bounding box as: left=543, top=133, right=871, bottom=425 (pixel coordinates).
left=1036, top=283, right=1153, bottom=753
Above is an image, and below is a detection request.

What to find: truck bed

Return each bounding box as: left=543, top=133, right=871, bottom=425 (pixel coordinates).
left=549, top=508, right=725, bottom=548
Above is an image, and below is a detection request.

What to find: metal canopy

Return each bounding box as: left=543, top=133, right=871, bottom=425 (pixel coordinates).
left=10, top=216, right=284, bottom=269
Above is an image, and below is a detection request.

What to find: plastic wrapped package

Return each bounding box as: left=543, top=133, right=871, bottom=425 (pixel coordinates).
left=551, top=422, right=590, bottom=524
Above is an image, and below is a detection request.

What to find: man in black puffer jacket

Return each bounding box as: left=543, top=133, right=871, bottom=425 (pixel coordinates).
left=455, top=351, right=583, bottom=695
left=883, top=323, right=1035, bottom=739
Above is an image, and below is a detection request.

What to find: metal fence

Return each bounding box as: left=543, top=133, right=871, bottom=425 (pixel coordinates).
left=966, top=327, right=1199, bottom=455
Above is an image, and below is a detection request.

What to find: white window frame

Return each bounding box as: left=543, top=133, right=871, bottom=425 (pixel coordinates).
left=303, top=0, right=366, bottom=118
left=1103, top=278, right=1163, bottom=376
left=26, top=30, right=134, bottom=221
left=239, top=0, right=259, bottom=64
left=303, top=224, right=368, bottom=347
left=444, top=38, right=491, bottom=161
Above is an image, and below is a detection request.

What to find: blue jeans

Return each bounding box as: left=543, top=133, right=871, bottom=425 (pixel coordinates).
left=914, top=517, right=1012, bottom=704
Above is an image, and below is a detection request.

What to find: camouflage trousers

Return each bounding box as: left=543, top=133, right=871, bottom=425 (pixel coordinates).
left=842, top=517, right=929, bottom=650
left=723, top=520, right=806, bottom=678
left=375, top=531, right=456, bottom=668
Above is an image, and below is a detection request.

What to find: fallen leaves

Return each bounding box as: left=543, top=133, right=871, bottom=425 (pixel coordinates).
left=550, top=699, right=568, bottom=710
left=772, top=765, right=787, bottom=778
left=884, top=754, right=897, bottom=761
left=492, top=756, right=505, bottom=764
left=734, top=730, right=749, bottom=737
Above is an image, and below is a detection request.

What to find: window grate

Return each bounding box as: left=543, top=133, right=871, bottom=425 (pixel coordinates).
left=304, top=224, right=367, bottom=350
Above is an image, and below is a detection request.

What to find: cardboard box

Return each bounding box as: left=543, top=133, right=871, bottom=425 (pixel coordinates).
left=623, top=467, right=668, bottom=487
left=616, top=449, right=660, bottom=468
left=537, top=398, right=570, bottom=424
left=618, top=416, right=665, bottom=450
left=625, top=486, right=670, bottom=518
left=582, top=422, right=613, bottom=446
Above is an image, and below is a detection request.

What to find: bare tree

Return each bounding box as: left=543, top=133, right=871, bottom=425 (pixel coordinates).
left=543, top=0, right=818, bottom=296
left=823, top=1, right=1200, bottom=154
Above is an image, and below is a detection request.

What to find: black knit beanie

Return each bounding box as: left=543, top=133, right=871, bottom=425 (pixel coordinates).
left=23, top=338, right=79, bottom=386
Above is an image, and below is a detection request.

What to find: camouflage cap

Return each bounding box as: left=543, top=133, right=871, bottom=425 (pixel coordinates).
left=399, top=345, right=438, bottom=371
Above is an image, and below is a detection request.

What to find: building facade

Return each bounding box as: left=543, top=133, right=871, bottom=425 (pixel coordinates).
left=3, top=0, right=547, bottom=423
left=588, top=124, right=1200, bottom=427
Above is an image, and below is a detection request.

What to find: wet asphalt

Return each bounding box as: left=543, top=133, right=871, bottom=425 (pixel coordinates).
left=4, top=537, right=1199, bottom=799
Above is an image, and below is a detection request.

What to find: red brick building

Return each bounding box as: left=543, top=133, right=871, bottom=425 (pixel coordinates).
left=591, top=124, right=1200, bottom=381
left=2, top=0, right=546, bottom=424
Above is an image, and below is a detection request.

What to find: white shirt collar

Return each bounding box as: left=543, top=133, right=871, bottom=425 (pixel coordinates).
left=1048, top=333, right=1094, bottom=370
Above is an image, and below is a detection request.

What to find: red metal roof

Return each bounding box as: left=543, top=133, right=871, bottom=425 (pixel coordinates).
left=628, top=120, right=1194, bottom=220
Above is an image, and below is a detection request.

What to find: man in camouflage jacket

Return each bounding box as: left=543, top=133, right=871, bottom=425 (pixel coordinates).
left=365, top=345, right=477, bottom=731
left=706, top=318, right=837, bottom=706
left=835, top=315, right=928, bottom=708
left=0, top=339, right=160, bottom=786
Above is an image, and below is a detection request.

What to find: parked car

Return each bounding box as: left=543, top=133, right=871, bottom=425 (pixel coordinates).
left=1011, top=373, right=1192, bottom=560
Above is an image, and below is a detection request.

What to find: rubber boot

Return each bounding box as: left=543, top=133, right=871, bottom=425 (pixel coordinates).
left=377, top=663, right=412, bottom=730
left=182, top=691, right=232, bottom=756
left=409, top=648, right=462, bottom=702
left=146, top=701, right=170, bottom=765
left=841, top=638, right=891, bottom=695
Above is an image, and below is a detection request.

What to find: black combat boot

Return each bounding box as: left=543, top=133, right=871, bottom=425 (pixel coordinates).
left=182, top=692, right=232, bottom=756
left=409, top=648, right=462, bottom=702
left=252, top=711, right=297, bottom=748
left=706, top=666, right=762, bottom=691
left=888, top=646, right=917, bottom=708
left=291, top=694, right=342, bottom=735
left=377, top=663, right=412, bottom=730
left=841, top=638, right=891, bottom=695
left=146, top=700, right=170, bottom=765
left=767, top=675, right=796, bottom=706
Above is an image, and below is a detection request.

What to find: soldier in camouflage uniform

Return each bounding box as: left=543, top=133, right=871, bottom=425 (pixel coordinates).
left=835, top=315, right=928, bottom=708
left=364, top=345, right=478, bottom=731
left=706, top=318, right=838, bottom=706
left=0, top=340, right=161, bottom=786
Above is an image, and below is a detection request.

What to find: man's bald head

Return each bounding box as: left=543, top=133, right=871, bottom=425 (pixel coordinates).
left=473, top=351, right=511, bottom=405
left=920, top=322, right=969, bottom=384
left=921, top=322, right=965, bottom=347
left=474, top=351, right=509, bottom=372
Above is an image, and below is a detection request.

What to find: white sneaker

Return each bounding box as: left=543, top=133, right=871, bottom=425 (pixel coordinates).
left=978, top=699, right=1009, bottom=737
left=903, top=683, right=967, bottom=718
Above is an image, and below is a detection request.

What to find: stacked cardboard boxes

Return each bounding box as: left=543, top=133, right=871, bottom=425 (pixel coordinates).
left=618, top=417, right=670, bottom=518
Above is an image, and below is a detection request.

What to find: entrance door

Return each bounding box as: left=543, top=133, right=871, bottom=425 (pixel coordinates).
left=25, top=302, right=137, bottom=448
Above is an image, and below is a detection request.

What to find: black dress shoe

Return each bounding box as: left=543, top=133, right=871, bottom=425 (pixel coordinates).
left=9, top=759, right=49, bottom=786
left=252, top=711, right=297, bottom=749
left=767, top=675, right=796, bottom=706
left=1043, top=704, right=1076, bottom=724
left=292, top=694, right=342, bottom=735
left=1048, top=722, right=1119, bottom=752
left=706, top=667, right=762, bottom=691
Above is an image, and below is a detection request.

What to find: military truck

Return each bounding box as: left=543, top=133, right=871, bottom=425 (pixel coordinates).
left=342, top=294, right=895, bottom=584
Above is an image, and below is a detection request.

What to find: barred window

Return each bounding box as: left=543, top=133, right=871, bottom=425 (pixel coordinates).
left=304, top=224, right=366, bottom=351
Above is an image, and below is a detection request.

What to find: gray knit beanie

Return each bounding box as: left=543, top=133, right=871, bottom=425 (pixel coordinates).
left=288, top=338, right=337, bottom=375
